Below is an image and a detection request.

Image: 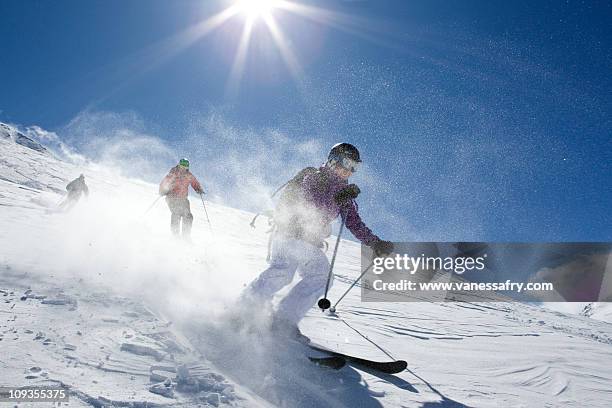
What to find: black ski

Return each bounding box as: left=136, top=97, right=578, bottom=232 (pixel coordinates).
left=342, top=354, right=407, bottom=374
left=308, top=355, right=346, bottom=369
left=308, top=344, right=407, bottom=374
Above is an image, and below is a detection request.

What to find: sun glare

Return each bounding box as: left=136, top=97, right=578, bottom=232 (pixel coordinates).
left=236, top=0, right=280, bottom=19
left=174, top=0, right=358, bottom=95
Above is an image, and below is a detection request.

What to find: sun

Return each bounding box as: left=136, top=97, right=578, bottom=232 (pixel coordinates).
left=161, top=0, right=356, bottom=95
left=236, top=0, right=281, bottom=19
left=116, top=0, right=369, bottom=98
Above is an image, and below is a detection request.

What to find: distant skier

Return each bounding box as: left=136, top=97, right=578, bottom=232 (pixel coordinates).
left=242, top=143, right=394, bottom=337
left=58, top=174, right=89, bottom=211
left=159, top=158, right=204, bottom=239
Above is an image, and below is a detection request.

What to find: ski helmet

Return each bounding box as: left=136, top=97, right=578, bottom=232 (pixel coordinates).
left=328, top=143, right=361, bottom=163
left=179, top=158, right=190, bottom=168
left=327, top=143, right=361, bottom=172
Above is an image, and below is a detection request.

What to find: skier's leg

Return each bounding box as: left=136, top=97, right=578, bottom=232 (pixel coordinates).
left=166, top=197, right=180, bottom=235
left=242, top=237, right=299, bottom=303
left=275, top=242, right=330, bottom=325
left=170, top=214, right=180, bottom=235
left=64, top=197, right=78, bottom=211
left=182, top=199, right=193, bottom=237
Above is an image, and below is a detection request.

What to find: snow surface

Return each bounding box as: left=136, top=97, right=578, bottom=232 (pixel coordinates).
left=1, top=124, right=611, bottom=407
left=0, top=123, right=47, bottom=154
left=580, top=302, right=612, bottom=323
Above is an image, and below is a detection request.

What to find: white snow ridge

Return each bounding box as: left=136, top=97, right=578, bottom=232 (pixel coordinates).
left=1, top=122, right=611, bottom=407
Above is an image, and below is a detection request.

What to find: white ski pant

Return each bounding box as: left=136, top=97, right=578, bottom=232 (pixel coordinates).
left=245, top=236, right=331, bottom=325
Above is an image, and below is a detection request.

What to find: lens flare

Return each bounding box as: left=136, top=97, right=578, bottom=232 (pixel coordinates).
left=236, top=0, right=280, bottom=19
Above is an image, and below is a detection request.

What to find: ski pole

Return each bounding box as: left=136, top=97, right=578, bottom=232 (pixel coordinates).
left=318, top=213, right=346, bottom=311
left=57, top=197, right=67, bottom=208
left=249, top=213, right=261, bottom=228
left=199, top=193, right=212, bottom=230
left=144, top=195, right=162, bottom=214
left=329, top=259, right=376, bottom=313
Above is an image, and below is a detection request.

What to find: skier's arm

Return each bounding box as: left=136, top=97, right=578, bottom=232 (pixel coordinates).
left=341, top=201, right=380, bottom=246
left=159, top=174, right=173, bottom=195
left=190, top=176, right=204, bottom=194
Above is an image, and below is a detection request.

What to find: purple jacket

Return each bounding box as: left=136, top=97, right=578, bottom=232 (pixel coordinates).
left=302, top=166, right=380, bottom=246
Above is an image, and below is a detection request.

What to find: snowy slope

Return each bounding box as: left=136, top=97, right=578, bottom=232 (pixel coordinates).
left=581, top=303, right=612, bottom=322
left=1, top=127, right=612, bottom=407
left=1, top=122, right=47, bottom=153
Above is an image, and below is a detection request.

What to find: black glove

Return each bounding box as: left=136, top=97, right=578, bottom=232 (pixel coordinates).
left=334, top=184, right=360, bottom=205
left=372, top=240, right=394, bottom=256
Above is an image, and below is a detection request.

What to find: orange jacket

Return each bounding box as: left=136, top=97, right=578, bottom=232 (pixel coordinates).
left=159, top=166, right=203, bottom=198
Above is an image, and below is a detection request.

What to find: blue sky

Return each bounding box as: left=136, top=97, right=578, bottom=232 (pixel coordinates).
left=1, top=0, right=611, bottom=241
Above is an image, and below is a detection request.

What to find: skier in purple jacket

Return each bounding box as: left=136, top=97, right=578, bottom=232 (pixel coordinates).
left=242, top=143, right=393, bottom=337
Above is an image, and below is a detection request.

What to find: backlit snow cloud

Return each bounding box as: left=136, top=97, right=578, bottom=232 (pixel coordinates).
left=44, top=108, right=414, bottom=240
left=61, top=110, right=177, bottom=181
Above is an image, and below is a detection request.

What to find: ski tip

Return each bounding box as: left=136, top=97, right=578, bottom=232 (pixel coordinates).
left=352, top=358, right=408, bottom=374
left=393, top=360, right=408, bottom=373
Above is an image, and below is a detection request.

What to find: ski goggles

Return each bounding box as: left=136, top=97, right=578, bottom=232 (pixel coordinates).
left=330, top=155, right=361, bottom=173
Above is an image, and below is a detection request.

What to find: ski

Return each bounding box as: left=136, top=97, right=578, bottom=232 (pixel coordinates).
left=307, top=344, right=407, bottom=374
left=308, top=355, right=346, bottom=370
left=342, top=354, right=407, bottom=374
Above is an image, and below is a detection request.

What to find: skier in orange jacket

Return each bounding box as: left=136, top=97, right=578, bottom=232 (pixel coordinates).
left=159, top=158, right=204, bottom=238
